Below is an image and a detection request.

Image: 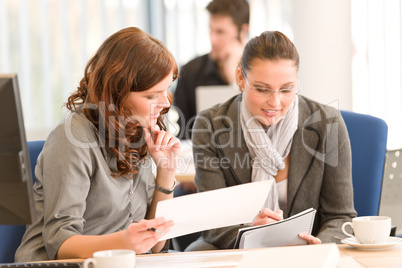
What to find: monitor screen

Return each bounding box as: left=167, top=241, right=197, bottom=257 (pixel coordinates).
left=0, top=73, right=36, bottom=225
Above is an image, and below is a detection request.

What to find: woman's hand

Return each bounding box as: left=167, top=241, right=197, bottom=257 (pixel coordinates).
left=298, top=233, right=322, bottom=244
left=143, top=126, right=179, bottom=234
left=144, top=126, right=181, bottom=172
left=124, top=217, right=174, bottom=254
left=253, top=208, right=283, bottom=226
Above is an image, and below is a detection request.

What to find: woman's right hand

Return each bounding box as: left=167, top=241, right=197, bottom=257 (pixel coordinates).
left=144, top=126, right=181, bottom=172
left=253, top=208, right=283, bottom=226
left=124, top=217, right=174, bottom=254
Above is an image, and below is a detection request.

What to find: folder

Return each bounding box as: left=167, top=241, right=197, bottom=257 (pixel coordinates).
left=234, top=207, right=316, bottom=249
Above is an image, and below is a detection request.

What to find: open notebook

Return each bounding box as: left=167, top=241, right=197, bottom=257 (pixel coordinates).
left=234, top=208, right=316, bottom=249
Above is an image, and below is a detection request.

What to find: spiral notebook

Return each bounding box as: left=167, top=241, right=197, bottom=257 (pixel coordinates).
left=234, top=208, right=316, bottom=249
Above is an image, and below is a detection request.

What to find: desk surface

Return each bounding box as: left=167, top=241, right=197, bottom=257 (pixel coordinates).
left=134, top=243, right=402, bottom=268
left=339, top=243, right=402, bottom=267
left=46, top=243, right=402, bottom=267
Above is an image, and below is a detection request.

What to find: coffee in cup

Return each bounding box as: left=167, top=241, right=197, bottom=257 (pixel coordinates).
left=83, top=249, right=135, bottom=268
left=342, top=216, right=391, bottom=244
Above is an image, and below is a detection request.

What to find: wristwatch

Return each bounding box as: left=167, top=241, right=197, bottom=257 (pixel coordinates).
left=155, top=178, right=177, bottom=194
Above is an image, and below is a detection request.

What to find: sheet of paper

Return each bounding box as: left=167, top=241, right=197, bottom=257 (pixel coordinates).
left=136, top=244, right=342, bottom=268
left=136, top=251, right=244, bottom=268
left=237, top=243, right=340, bottom=268
left=155, top=180, right=272, bottom=240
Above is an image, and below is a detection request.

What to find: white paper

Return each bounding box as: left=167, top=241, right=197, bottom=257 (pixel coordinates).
left=136, top=244, right=340, bottom=268
left=237, top=244, right=340, bottom=268
left=136, top=251, right=244, bottom=268
left=155, top=180, right=273, bottom=240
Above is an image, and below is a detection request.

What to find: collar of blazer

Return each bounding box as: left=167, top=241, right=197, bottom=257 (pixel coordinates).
left=213, top=94, right=322, bottom=216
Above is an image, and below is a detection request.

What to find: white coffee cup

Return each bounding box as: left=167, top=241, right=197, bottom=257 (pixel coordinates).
left=83, top=249, right=136, bottom=268
left=342, top=216, right=391, bottom=244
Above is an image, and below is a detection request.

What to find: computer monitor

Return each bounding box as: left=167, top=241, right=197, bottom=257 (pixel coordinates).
left=195, top=85, right=240, bottom=113
left=0, top=73, right=36, bottom=225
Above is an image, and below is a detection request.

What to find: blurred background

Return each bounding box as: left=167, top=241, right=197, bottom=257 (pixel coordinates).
left=0, top=0, right=401, bottom=151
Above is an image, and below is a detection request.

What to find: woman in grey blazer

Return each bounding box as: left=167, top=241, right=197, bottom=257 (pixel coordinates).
left=187, top=31, right=356, bottom=251
left=16, top=27, right=180, bottom=261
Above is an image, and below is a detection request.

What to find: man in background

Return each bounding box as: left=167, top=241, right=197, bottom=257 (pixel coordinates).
left=174, top=0, right=250, bottom=139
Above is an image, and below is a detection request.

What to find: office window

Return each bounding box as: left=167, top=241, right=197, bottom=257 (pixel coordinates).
left=164, top=0, right=293, bottom=67
left=0, top=0, right=147, bottom=140
left=351, top=0, right=402, bottom=149
left=0, top=0, right=295, bottom=140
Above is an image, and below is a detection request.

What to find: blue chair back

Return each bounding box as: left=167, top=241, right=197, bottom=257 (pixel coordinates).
left=340, top=111, right=387, bottom=216
left=0, top=140, right=45, bottom=263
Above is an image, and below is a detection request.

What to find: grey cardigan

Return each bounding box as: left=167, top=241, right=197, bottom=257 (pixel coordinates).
left=15, top=112, right=155, bottom=261
left=190, top=94, right=357, bottom=250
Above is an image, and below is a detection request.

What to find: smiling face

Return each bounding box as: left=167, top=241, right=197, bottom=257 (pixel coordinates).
left=237, top=59, right=298, bottom=126
left=125, top=71, right=173, bottom=128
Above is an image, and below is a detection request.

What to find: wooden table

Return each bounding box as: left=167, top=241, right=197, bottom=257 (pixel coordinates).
left=339, top=243, right=402, bottom=267
left=134, top=243, right=402, bottom=267
left=176, top=173, right=195, bottom=183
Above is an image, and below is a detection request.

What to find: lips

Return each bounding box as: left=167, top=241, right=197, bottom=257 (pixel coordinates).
left=262, top=109, right=279, bottom=116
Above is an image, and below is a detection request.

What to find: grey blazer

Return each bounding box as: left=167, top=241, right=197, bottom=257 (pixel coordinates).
left=190, top=94, right=357, bottom=250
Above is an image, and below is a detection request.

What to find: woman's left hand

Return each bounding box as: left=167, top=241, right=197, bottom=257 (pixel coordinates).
left=144, top=126, right=181, bottom=171
left=298, top=233, right=321, bottom=244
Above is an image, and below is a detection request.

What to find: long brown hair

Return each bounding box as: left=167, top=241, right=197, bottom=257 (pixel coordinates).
left=66, top=27, right=178, bottom=177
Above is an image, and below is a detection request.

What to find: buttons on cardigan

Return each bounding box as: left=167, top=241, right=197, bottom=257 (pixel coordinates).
left=129, top=190, right=134, bottom=196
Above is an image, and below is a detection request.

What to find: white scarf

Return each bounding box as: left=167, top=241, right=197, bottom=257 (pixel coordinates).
left=240, top=95, right=299, bottom=211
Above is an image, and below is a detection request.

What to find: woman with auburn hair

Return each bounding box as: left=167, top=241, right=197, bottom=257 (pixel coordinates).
left=187, top=31, right=356, bottom=251
left=16, top=27, right=180, bottom=261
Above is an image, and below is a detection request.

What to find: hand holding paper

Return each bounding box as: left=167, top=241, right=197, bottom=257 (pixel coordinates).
left=253, top=208, right=284, bottom=226
left=234, top=208, right=317, bottom=249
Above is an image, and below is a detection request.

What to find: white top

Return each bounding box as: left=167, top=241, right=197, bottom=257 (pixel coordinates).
left=276, top=179, right=288, bottom=217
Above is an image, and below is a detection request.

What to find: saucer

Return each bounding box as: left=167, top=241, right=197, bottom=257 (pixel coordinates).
left=341, top=236, right=402, bottom=250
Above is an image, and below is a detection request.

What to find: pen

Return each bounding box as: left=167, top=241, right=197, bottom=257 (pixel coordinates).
left=148, top=227, right=162, bottom=233
left=131, top=220, right=161, bottom=233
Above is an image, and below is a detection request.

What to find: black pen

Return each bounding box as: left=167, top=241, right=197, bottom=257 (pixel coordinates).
left=148, top=227, right=162, bottom=233
left=131, top=220, right=161, bottom=233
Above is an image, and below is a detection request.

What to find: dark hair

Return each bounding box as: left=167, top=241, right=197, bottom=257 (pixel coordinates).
left=206, top=0, right=250, bottom=32
left=241, top=31, right=299, bottom=72
left=66, top=27, right=178, bottom=177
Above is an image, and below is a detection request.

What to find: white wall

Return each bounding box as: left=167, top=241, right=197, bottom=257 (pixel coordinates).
left=290, top=0, right=352, bottom=111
